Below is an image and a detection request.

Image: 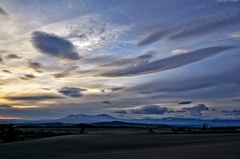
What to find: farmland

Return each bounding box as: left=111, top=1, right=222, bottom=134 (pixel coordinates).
left=0, top=133, right=239, bottom=159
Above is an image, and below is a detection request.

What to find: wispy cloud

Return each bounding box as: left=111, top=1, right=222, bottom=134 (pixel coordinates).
left=169, top=12, right=240, bottom=40
left=138, top=29, right=169, bottom=46
left=171, top=49, right=188, bottom=55
left=228, top=33, right=240, bottom=39
left=130, top=65, right=240, bottom=95
left=53, top=65, right=79, bottom=78
left=0, top=104, right=12, bottom=108
left=101, top=52, right=154, bottom=68
left=5, top=94, right=63, bottom=101
left=99, top=46, right=236, bottom=77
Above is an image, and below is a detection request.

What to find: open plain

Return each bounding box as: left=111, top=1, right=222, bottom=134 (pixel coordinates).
left=0, top=133, right=239, bottom=159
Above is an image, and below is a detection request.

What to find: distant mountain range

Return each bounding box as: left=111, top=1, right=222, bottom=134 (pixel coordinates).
left=1, top=114, right=240, bottom=127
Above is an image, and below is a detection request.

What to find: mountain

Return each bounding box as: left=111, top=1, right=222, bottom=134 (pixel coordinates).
left=1, top=114, right=240, bottom=127
left=55, top=114, right=117, bottom=124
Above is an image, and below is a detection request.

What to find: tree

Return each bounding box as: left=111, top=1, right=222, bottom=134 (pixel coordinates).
left=3, top=124, right=17, bottom=142
left=202, top=123, right=208, bottom=130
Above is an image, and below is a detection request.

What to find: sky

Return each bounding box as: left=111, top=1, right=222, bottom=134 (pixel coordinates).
left=0, top=0, right=240, bottom=120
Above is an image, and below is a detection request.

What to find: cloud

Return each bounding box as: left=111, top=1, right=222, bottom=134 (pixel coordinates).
left=130, top=105, right=173, bottom=115
left=100, top=51, right=154, bottom=68
left=137, top=54, right=153, bottom=59
left=24, top=74, right=36, bottom=79
left=133, top=54, right=153, bottom=67
left=52, top=65, right=79, bottom=78
left=222, top=109, right=240, bottom=116
left=233, top=99, right=240, bottom=102
left=5, top=54, right=21, bottom=59
left=171, top=49, right=188, bottom=55
left=53, top=73, right=66, bottom=78
left=228, top=33, right=240, bottom=39
left=178, top=101, right=193, bottom=105
left=31, top=31, right=80, bottom=60
left=0, top=7, right=8, bottom=16
left=110, top=87, right=125, bottom=92
left=2, top=70, right=11, bottom=74
left=102, top=101, right=112, bottom=104
left=112, top=110, right=127, bottom=114
left=215, top=0, right=240, bottom=3
left=28, top=61, right=43, bottom=72
left=29, top=62, right=43, bottom=69
left=0, top=57, right=3, bottom=63
left=101, top=55, right=152, bottom=68
left=182, top=104, right=209, bottom=116
left=19, top=74, right=36, bottom=80
left=169, top=12, right=240, bottom=40
left=99, top=46, right=236, bottom=77
left=129, top=64, right=240, bottom=97
left=0, top=104, right=12, bottom=108
left=5, top=95, right=63, bottom=101
left=19, top=77, right=29, bottom=81
left=138, top=29, right=169, bottom=46
left=58, top=87, right=87, bottom=98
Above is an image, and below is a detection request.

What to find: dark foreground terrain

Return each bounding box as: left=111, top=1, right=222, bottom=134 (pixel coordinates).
left=0, top=134, right=239, bottom=159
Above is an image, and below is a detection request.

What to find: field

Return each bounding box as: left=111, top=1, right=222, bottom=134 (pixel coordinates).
left=0, top=133, right=239, bottom=159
